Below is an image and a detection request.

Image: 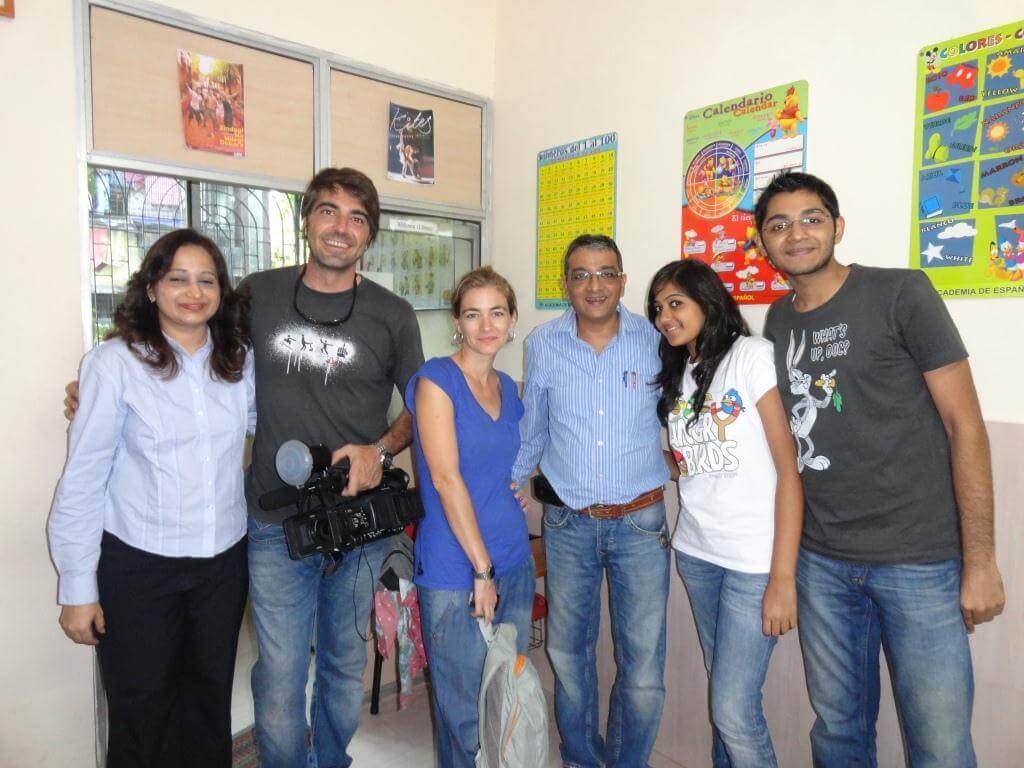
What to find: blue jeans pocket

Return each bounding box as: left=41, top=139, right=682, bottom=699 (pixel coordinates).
left=624, top=502, right=669, bottom=544
left=543, top=505, right=574, bottom=530
left=247, top=517, right=285, bottom=544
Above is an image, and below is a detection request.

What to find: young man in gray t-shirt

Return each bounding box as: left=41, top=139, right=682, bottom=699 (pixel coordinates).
left=242, top=168, right=423, bottom=768
left=757, top=171, right=1004, bottom=767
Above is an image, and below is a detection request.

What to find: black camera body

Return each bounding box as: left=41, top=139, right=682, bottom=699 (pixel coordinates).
left=259, top=441, right=424, bottom=560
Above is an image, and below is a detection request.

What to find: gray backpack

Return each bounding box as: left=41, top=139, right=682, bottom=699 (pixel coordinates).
left=475, top=622, right=549, bottom=768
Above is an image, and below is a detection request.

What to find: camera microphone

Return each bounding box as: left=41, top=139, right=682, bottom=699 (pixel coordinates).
left=260, top=438, right=423, bottom=558
left=276, top=440, right=333, bottom=487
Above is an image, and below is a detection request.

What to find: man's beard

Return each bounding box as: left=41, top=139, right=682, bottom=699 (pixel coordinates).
left=307, top=241, right=365, bottom=272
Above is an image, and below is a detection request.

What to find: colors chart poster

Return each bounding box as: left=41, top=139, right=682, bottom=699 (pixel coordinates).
left=911, top=21, right=1024, bottom=298
left=681, top=81, right=808, bottom=305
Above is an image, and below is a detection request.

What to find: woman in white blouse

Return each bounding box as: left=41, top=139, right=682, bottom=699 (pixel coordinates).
left=49, top=228, right=254, bottom=768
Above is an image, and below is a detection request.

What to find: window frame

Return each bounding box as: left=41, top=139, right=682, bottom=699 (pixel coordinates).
left=76, top=0, right=491, bottom=347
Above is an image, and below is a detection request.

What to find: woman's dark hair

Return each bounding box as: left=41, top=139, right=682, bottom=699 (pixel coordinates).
left=108, top=228, right=250, bottom=382
left=646, top=259, right=749, bottom=429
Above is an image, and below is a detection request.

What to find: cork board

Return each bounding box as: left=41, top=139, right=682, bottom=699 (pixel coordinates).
left=331, top=70, right=482, bottom=209
left=90, top=7, right=314, bottom=185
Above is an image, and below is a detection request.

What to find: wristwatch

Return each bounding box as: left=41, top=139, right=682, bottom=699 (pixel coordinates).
left=473, top=564, right=495, bottom=581
left=373, top=440, right=394, bottom=470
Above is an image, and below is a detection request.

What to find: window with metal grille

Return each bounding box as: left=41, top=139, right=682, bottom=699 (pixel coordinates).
left=87, top=166, right=481, bottom=353
left=87, top=166, right=305, bottom=341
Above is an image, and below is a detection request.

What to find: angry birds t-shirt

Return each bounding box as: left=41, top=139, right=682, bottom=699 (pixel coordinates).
left=667, top=336, right=778, bottom=573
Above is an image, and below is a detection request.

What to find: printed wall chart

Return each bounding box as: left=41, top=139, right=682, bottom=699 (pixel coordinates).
left=681, top=82, right=808, bottom=305
left=536, top=133, right=617, bottom=309
left=911, top=21, right=1024, bottom=298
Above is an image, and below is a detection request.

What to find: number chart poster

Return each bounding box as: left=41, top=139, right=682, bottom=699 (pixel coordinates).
left=912, top=21, right=1024, bottom=299
left=536, top=133, right=617, bottom=309
left=681, top=81, right=808, bottom=305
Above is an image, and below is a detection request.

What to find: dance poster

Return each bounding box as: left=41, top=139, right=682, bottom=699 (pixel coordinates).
left=911, top=20, right=1024, bottom=298
left=387, top=103, right=436, bottom=185
left=535, top=133, right=617, bottom=309
left=176, top=50, right=245, bottom=156
left=681, top=81, right=809, bottom=305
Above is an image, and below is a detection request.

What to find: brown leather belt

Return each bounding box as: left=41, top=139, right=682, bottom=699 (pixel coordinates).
left=577, top=488, right=664, bottom=519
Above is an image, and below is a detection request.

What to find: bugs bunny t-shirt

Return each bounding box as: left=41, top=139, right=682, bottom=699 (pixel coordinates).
left=763, top=265, right=967, bottom=564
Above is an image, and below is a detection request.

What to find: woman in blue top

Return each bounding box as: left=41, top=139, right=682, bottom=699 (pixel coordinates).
left=406, top=266, right=534, bottom=768
left=49, top=229, right=254, bottom=768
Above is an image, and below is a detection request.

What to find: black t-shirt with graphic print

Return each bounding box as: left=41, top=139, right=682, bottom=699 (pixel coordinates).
left=241, top=265, right=424, bottom=523
left=763, top=264, right=967, bottom=564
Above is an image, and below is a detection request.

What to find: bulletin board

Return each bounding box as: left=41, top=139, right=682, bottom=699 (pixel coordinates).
left=681, top=81, right=808, bottom=305
left=911, top=20, right=1024, bottom=299
left=331, top=71, right=483, bottom=210
left=535, top=133, right=617, bottom=309
left=89, top=7, right=315, bottom=186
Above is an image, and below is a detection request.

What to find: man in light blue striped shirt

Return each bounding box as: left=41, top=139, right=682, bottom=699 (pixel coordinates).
left=513, top=234, right=670, bottom=768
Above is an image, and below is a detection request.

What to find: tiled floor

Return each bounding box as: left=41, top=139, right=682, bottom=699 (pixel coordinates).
left=234, top=681, right=684, bottom=767
left=349, top=683, right=564, bottom=767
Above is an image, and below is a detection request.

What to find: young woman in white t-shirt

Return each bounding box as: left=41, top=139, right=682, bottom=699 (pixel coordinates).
left=647, top=259, right=802, bottom=768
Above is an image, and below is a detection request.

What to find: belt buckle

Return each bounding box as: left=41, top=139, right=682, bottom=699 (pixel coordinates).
left=587, top=503, right=617, bottom=520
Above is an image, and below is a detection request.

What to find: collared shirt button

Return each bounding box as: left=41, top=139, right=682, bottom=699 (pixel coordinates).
left=597, top=440, right=604, bottom=447
left=598, top=409, right=604, bottom=416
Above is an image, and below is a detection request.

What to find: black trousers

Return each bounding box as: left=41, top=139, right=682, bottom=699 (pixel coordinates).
left=96, top=532, right=248, bottom=768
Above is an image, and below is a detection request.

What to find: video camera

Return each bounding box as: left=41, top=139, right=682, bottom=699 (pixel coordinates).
left=259, top=440, right=424, bottom=561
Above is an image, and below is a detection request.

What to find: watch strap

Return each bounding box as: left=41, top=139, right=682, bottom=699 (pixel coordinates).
left=373, top=440, right=394, bottom=469
left=473, top=564, right=495, bottom=581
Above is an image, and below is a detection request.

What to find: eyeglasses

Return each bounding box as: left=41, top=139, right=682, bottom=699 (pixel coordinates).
left=764, top=214, right=831, bottom=236
left=567, top=269, right=625, bottom=283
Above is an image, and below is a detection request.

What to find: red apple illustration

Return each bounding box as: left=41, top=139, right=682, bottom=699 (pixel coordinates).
left=925, top=88, right=950, bottom=112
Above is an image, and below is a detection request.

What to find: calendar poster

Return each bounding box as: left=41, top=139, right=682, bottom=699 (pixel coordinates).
left=536, top=133, right=617, bottom=309
left=682, top=81, right=808, bottom=305
left=911, top=20, right=1024, bottom=299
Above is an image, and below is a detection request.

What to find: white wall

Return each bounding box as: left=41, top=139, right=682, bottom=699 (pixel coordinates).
left=4, top=1, right=1021, bottom=765
left=490, top=2, right=1023, bottom=766
left=0, top=2, right=495, bottom=765
left=491, top=0, right=1024, bottom=427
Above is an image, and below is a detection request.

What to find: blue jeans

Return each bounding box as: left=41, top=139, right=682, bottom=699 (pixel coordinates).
left=418, top=555, right=536, bottom=768
left=675, top=551, right=778, bottom=768
left=797, top=548, right=975, bottom=768
left=544, top=501, right=670, bottom=768
left=247, top=517, right=389, bottom=768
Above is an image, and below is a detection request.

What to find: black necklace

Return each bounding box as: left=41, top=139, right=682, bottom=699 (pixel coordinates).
left=292, top=265, right=358, bottom=327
